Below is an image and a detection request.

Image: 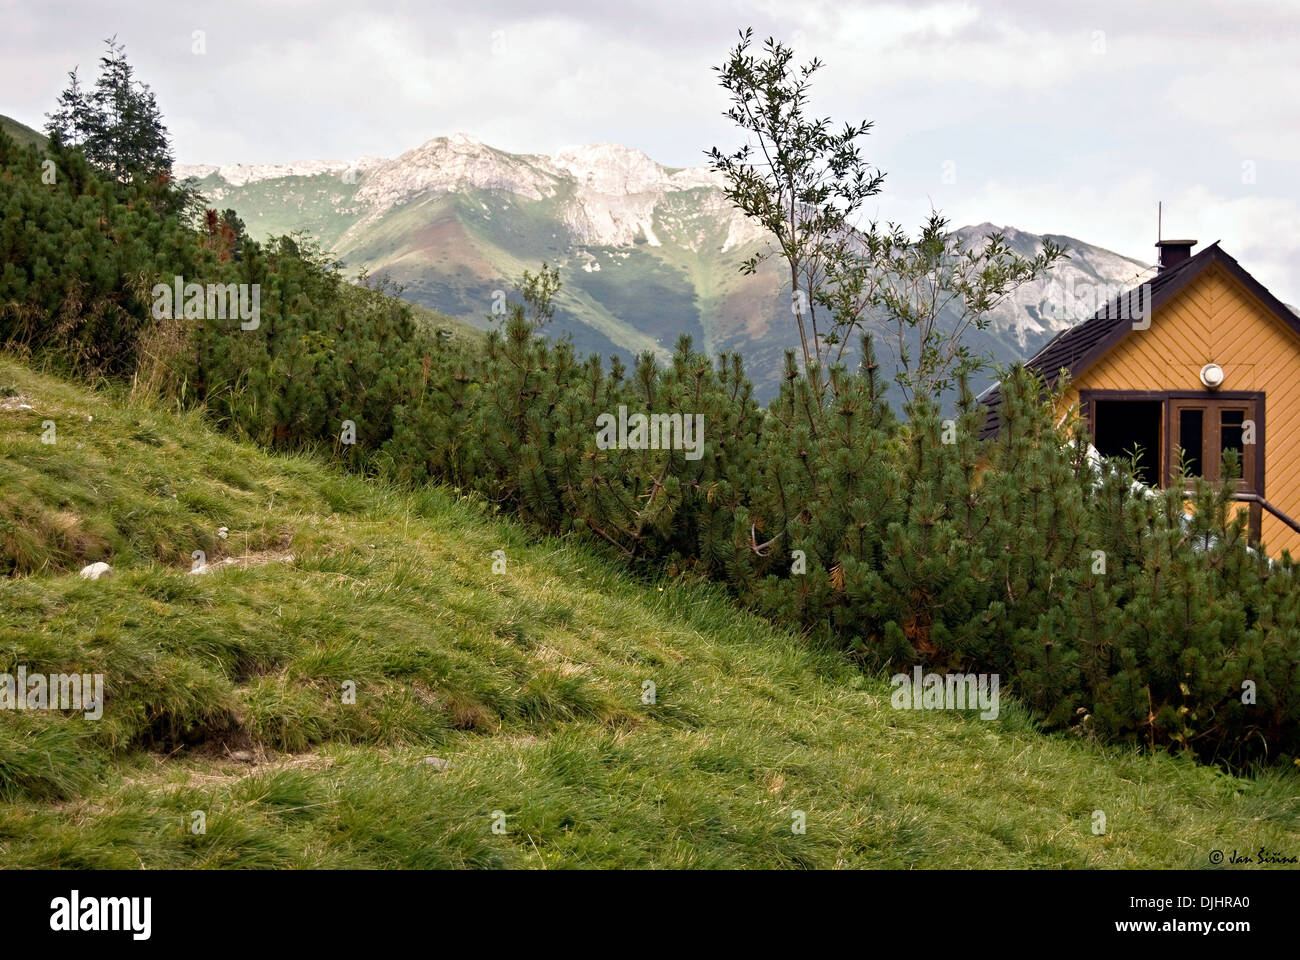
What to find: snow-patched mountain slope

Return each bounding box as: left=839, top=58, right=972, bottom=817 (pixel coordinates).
left=953, top=223, right=1153, bottom=349
left=344, top=135, right=765, bottom=249
left=179, top=135, right=766, bottom=251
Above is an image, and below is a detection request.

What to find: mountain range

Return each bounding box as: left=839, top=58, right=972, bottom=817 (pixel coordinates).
left=0, top=127, right=1102, bottom=401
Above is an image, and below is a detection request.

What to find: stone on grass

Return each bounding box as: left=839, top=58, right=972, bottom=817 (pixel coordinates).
left=79, top=562, right=112, bottom=581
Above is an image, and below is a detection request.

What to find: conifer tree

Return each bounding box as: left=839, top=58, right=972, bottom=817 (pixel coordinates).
left=45, top=68, right=98, bottom=148
left=45, top=37, right=173, bottom=186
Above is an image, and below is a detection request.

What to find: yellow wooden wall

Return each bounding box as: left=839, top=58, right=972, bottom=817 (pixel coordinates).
left=1061, top=262, right=1300, bottom=556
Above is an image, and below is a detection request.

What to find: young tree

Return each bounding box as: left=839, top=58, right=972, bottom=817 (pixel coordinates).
left=710, top=28, right=1066, bottom=404
left=708, top=28, right=884, bottom=397
left=504, top=262, right=561, bottom=332
left=824, top=213, right=1068, bottom=402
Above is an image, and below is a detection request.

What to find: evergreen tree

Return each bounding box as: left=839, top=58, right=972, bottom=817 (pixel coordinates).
left=45, top=37, right=173, bottom=186
left=45, top=68, right=98, bottom=148
left=708, top=28, right=883, bottom=396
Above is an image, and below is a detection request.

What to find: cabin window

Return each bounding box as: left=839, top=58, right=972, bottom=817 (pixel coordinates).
left=1168, top=398, right=1256, bottom=490
left=1086, top=394, right=1260, bottom=494
left=1084, top=391, right=1263, bottom=544
left=1092, top=400, right=1162, bottom=485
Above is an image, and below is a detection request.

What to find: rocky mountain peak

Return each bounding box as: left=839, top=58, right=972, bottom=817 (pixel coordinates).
left=552, top=143, right=671, bottom=195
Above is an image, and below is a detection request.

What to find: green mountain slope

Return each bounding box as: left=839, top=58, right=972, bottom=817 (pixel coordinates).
left=1, top=356, right=1295, bottom=868
left=0, top=114, right=48, bottom=151
left=182, top=169, right=364, bottom=251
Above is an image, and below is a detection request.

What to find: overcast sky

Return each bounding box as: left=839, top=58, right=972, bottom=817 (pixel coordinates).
left=4, top=0, right=1298, bottom=302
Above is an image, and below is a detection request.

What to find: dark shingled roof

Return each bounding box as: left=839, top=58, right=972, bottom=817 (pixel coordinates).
left=978, top=243, right=1300, bottom=439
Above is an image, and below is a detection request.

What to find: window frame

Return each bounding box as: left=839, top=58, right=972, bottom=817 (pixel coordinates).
left=1079, top=389, right=1265, bottom=539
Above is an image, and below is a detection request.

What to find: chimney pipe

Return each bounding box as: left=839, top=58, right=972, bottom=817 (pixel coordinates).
left=1156, top=239, right=1196, bottom=272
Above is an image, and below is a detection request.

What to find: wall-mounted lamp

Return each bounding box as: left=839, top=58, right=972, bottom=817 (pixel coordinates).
left=1200, top=362, right=1225, bottom=389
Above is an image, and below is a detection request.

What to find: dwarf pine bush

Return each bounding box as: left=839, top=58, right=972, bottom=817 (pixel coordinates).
left=370, top=312, right=1300, bottom=767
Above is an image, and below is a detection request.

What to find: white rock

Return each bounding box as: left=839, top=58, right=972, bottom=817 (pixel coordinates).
left=173, top=158, right=383, bottom=187
left=79, top=562, right=112, bottom=580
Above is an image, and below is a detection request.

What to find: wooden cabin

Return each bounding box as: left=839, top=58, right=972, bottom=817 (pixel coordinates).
left=980, top=240, right=1300, bottom=555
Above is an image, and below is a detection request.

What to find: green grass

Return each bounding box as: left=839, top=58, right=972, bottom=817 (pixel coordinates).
left=0, top=355, right=1296, bottom=868
left=0, top=114, right=48, bottom=152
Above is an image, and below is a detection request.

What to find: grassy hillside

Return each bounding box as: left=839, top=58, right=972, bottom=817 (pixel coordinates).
left=0, top=114, right=47, bottom=151
left=0, top=356, right=1296, bottom=868
left=182, top=171, right=363, bottom=250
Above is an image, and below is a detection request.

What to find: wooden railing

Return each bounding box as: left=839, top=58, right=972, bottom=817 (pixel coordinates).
left=1233, top=492, right=1300, bottom=537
